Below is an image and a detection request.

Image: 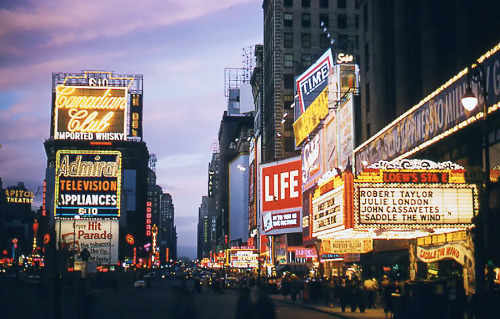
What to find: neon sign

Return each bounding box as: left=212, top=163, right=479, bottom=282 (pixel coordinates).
left=54, top=150, right=122, bottom=218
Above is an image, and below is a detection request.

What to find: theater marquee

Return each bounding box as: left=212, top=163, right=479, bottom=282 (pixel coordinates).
left=354, top=160, right=478, bottom=230
left=54, top=150, right=122, bottom=218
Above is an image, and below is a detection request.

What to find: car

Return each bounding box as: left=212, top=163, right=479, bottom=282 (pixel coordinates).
left=134, top=280, right=146, bottom=288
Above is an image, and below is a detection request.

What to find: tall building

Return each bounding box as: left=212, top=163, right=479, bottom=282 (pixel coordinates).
left=44, top=71, right=150, bottom=267
left=357, top=0, right=500, bottom=142
left=207, top=151, right=220, bottom=254
left=262, top=0, right=360, bottom=162
left=197, top=196, right=210, bottom=260
left=160, top=193, right=177, bottom=262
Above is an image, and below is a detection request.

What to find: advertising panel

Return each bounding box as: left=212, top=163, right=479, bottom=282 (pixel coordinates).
left=296, top=49, right=334, bottom=113
left=321, top=238, right=373, bottom=254
left=293, top=87, right=329, bottom=146
left=353, top=44, right=500, bottom=173
left=416, top=243, right=472, bottom=265
left=130, top=93, right=143, bottom=139
left=226, top=249, right=259, bottom=268
left=337, top=94, right=355, bottom=169
left=322, top=111, right=338, bottom=171
left=54, top=150, right=121, bottom=218
left=5, top=188, right=34, bottom=204
left=312, top=185, right=345, bottom=238
left=262, top=210, right=301, bottom=235
left=54, top=85, right=128, bottom=141
left=354, top=160, right=478, bottom=230
left=357, top=186, right=474, bottom=225
left=260, top=157, right=302, bottom=212
left=302, top=133, right=323, bottom=191
left=51, top=71, right=143, bottom=142
left=57, top=219, right=119, bottom=265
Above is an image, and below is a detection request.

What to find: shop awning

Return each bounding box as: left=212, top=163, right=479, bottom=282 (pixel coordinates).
left=361, top=250, right=409, bottom=266
left=276, top=264, right=309, bottom=274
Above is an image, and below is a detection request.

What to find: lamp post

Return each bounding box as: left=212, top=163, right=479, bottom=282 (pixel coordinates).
left=461, top=61, right=491, bottom=313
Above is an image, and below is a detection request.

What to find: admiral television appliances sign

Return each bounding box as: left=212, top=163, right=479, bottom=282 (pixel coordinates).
left=54, top=150, right=122, bottom=218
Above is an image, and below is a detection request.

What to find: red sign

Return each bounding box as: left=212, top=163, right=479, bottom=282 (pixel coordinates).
left=261, top=157, right=302, bottom=212
left=382, top=171, right=449, bottom=184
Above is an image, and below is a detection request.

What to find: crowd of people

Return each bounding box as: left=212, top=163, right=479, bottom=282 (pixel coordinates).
left=278, top=274, right=403, bottom=318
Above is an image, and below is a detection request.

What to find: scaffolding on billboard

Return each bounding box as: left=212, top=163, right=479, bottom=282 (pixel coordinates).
left=224, top=46, right=256, bottom=97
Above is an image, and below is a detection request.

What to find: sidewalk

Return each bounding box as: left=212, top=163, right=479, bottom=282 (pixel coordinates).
left=270, top=294, right=386, bottom=319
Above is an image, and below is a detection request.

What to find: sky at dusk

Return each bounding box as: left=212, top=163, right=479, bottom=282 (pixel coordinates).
left=0, top=0, right=263, bottom=259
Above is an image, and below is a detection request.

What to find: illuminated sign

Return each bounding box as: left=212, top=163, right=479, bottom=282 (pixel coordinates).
left=292, top=247, right=317, bottom=258
left=54, top=150, right=122, bottom=218
left=51, top=71, right=142, bottom=142
left=416, top=243, right=472, bottom=265
left=302, top=133, right=323, bottom=191
left=321, top=238, right=373, bottom=254
left=146, top=201, right=152, bottom=237
left=208, top=170, right=215, bottom=197
left=262, top=210, right=301, bottom=235
left=296, top=49, right=334, bottom=113
left=312, top=185, right=344, bottom=238
left=354, top=43, right=500, bottom=173
left=336, top=53, right=354, bottom=64
left=57, top=219, right=119, bottom=265
left=322, top=111, right=338, bottom=171
left=293, top=87, right=329, bottom=146
left=54, top=86, right=128, bottom=141
left=260, top=157, right=302, bottom=212
left=226, top=249, right=259, bottom=268
left=354, top=160, right=478, bottom=230
left=337, top=95, right=355, bottom=169
left=130, top=93, right=143, bottom=139
left=5, top=189, right=34, bottom=204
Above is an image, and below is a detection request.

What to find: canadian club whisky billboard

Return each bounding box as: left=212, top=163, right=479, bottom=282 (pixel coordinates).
left=54, top=150, right=122, bottom=218
left=51, top=71, right=143, bottom=141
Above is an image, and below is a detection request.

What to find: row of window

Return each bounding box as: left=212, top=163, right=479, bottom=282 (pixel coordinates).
left=284, top=0, right=347, bottom=9
left=284, top=32, right=352, bottom=49
left=284, top=12, right=351, bottom=29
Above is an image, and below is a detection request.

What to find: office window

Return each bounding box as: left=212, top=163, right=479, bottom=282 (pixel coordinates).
left=284, top=74, right=295, bottom=90
left=365, top=43, right=369, bottom=70
left=338, top=0, right=346, bottom=9
left=302, top=55, right=312, bottom=67
left=284, top=54, right=294, bottom=68
left=363, top=3, right=368, bottom=32
left=338, top=33, right=348, bottom=44
left=319, top=34, right=330, bottom=48
left=355, top=14, right=359, bottom=28
left=301, top=13, right=311, bottom=28
left=320, top=0, right=329, bottom=8
left=301, top=33, right=311, bottom=48
left=338, top=14, right=347, bottom=29
left=284, top=33, right=294, bottom=47
left=284, top=0, right=293, bottom=7
left=319, top=14, right=329, bottom=27
left=366, top=122, right=371, bottom=138
left=284, top=13, right=293, bottom=28
left=285, top=137, right=295, bottom=152
left=365, top=82, right=370, bottom=111
left=284, top=95, right=294, bottom=109
left=301, top=0, right=310, bottom=8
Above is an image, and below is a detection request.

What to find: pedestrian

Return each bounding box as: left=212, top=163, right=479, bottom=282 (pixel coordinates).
left=357, top=284, right=368, bottom=313
left=381, top=275, right=392, bottom=319
left=235, top=288, right=253, bottom=319
left=281, top=276, right=290, bottom=299
left=338, top=277, right=350, bottom=313
left=290, top=275, right=300, bottom=301
left=350, top=280, right=358, bottom=312
left=364, top=277, right=376, bottom=308
left=328, top=277, right=336, bottom=307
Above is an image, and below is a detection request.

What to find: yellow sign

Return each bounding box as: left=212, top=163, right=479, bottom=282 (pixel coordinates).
left=5, top=189, right=34, bottom=204
left=293, top=87, right=329, bottom=146
left=54, top=86, right=128, bottom=141
left=321, top=238, right=373, bottom=254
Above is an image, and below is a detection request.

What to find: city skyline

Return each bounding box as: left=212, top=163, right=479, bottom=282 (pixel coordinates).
left=0, top=0, right=262, bottom=259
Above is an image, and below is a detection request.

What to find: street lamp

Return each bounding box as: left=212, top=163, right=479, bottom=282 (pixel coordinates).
left=461, top=61, right=491, bottom=311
